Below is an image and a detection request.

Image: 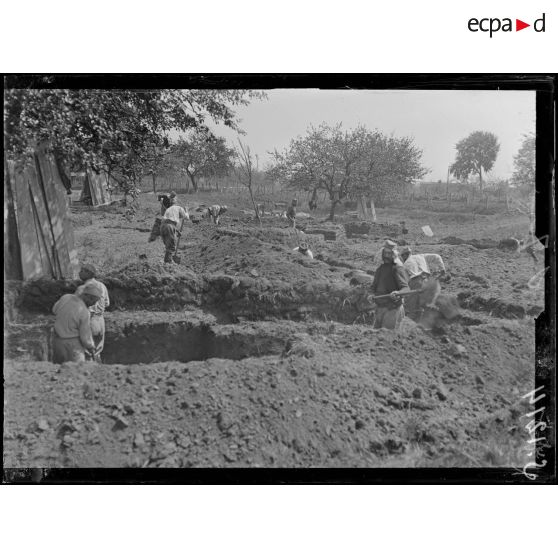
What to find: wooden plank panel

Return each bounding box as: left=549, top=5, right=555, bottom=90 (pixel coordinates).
left=13, top=168, right=47, bottom=280
left=89, top=171, right=99, bottom=205
left=36, top=152, right=69, bottom=276
left=28, top=157, right=61, bottom=277
left=87, top=170, right=110, bottom=205
left=88, top=172, right=99, bottom=205
left=29, top=186, right=56, bottom=277
left=99, top=172, right=110, bottom=204
left=4, top=158, right=24, bottom=280
left=36, top=152, right=79, bottom=279
left=80, top=173, right=91, bottom=202
left=51, top=165, right=79, bottom=279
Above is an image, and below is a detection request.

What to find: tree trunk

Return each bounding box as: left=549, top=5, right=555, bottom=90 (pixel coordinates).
left=478, top=168, right=483, bottom=193
left=152, top=173, right=157, bottom=193
left=247, top=182, right=262, bottom=227
left=369, top=199, right=377, bottom=223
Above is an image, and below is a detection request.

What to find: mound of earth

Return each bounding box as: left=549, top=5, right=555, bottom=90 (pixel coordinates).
left=3, top=317, right=534, bottom=468
left=4, top=195, right=545, bottom=471
left=344, top=221, right=401, bottom=239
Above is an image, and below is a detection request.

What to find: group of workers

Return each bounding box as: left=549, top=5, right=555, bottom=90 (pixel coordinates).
left=49, top=191, right=446, bottom=363
left=370, top=239, right=446, bottom=330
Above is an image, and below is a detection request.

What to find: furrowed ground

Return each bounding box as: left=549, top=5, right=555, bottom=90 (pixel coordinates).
left=3, top=190, right=545, bottom=468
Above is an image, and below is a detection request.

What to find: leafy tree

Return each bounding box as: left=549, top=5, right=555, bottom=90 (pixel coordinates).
left=4, top=89, right=265, bottom=197
left=352, top=130, right=426, bottom=208
left=269, top=123, right=426, bottom=220
left=169, top=130, right=235, bottom=192
left=269, top=123, right=365, bottom=220
left=511, top=134, right=535, bottom=197
left=450, top=131, right=500, bottom=192
left=511, top=133, right=536, bottom=229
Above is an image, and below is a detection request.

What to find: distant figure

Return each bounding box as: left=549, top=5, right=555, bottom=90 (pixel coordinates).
left=75, top=264, right=110, bottom=362
left=400, top=221, right=408, bottom=235
left=286, top=199, right=297, bottom=228
left=293, top=242, right=313, bottom=259
left=308, top=193, right=318, bottom=211
left=207, top=204, right=228, bottom=225
left=52, top=284, right=103, bottom=363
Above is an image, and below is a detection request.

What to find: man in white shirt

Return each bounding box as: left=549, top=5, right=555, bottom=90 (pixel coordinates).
left=161, top=198, right=189, bottom=263
left=207, top=204, right=228, bottom=225
left=52, top=283, right=103, bottom=363
left=75, top=263, right=110, bottom=361
left=400, top=247, right=446, bottom=319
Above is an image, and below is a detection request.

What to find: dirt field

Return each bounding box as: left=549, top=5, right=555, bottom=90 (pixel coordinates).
left=3, top=190, right=545, bottom=468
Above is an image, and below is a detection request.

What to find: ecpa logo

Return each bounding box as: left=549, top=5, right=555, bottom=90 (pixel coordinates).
left=468, top=13, right=546, bottom=37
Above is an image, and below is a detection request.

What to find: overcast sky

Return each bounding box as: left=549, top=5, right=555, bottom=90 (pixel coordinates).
left=210, top=89, right=535, bottom=182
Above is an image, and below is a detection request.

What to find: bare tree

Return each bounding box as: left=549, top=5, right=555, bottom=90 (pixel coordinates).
left=235, top=139, right=262, bottom=227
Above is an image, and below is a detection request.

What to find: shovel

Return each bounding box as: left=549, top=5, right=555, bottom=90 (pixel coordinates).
left=172, top=219, right=186, bottom=264
left=372, top=278, right=441, bottom=306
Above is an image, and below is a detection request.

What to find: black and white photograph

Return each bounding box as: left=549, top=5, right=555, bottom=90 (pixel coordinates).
left=2, top=75, right=555, bottom=480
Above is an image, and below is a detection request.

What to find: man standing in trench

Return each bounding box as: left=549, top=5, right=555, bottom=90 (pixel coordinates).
left=160, top=195, right=189, bottom=263
left=52, top=283, right=103, bottom=363
left=75, top=264, right=110, bottom=362
left=371, top=240, right=410, bottom=330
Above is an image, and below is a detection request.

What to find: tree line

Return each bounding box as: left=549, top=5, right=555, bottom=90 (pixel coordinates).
left=4, top=88, right=264, bottom=196
left=4, top=87, right=535, bottom=219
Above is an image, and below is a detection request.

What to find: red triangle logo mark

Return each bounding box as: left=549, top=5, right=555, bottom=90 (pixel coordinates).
left=516, top=19, right=530, bottom=31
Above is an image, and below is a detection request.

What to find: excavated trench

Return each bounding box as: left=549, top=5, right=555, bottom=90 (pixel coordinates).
left=102, top=319, right=286, bottom=364
left=5, top=316, right=288, bottom=365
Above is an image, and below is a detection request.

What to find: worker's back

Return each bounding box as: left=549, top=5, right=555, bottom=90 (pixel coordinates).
left=53, top=294, right=89, bottom=338
left=422, top=253, right=445, bottom=275
left=403, top=254, right=429, bottom=279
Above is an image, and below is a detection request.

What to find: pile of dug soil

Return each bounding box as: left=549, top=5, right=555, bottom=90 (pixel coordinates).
left=3, top=318, right=534, bottom=468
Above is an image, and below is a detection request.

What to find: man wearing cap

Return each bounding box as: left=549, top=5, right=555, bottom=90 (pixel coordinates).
left=52, top=284, right=103, bottom=363
left=371, top=241, right=410, bottom=329
left=293, top=242, right=314, bottom=259
left=161, top=196, right=189, bottom=263
left=207, top=204, right=228, bottom=225
left=75, top=264, right=110, bottom=361
left=286, top=199, right=297, bottom=228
